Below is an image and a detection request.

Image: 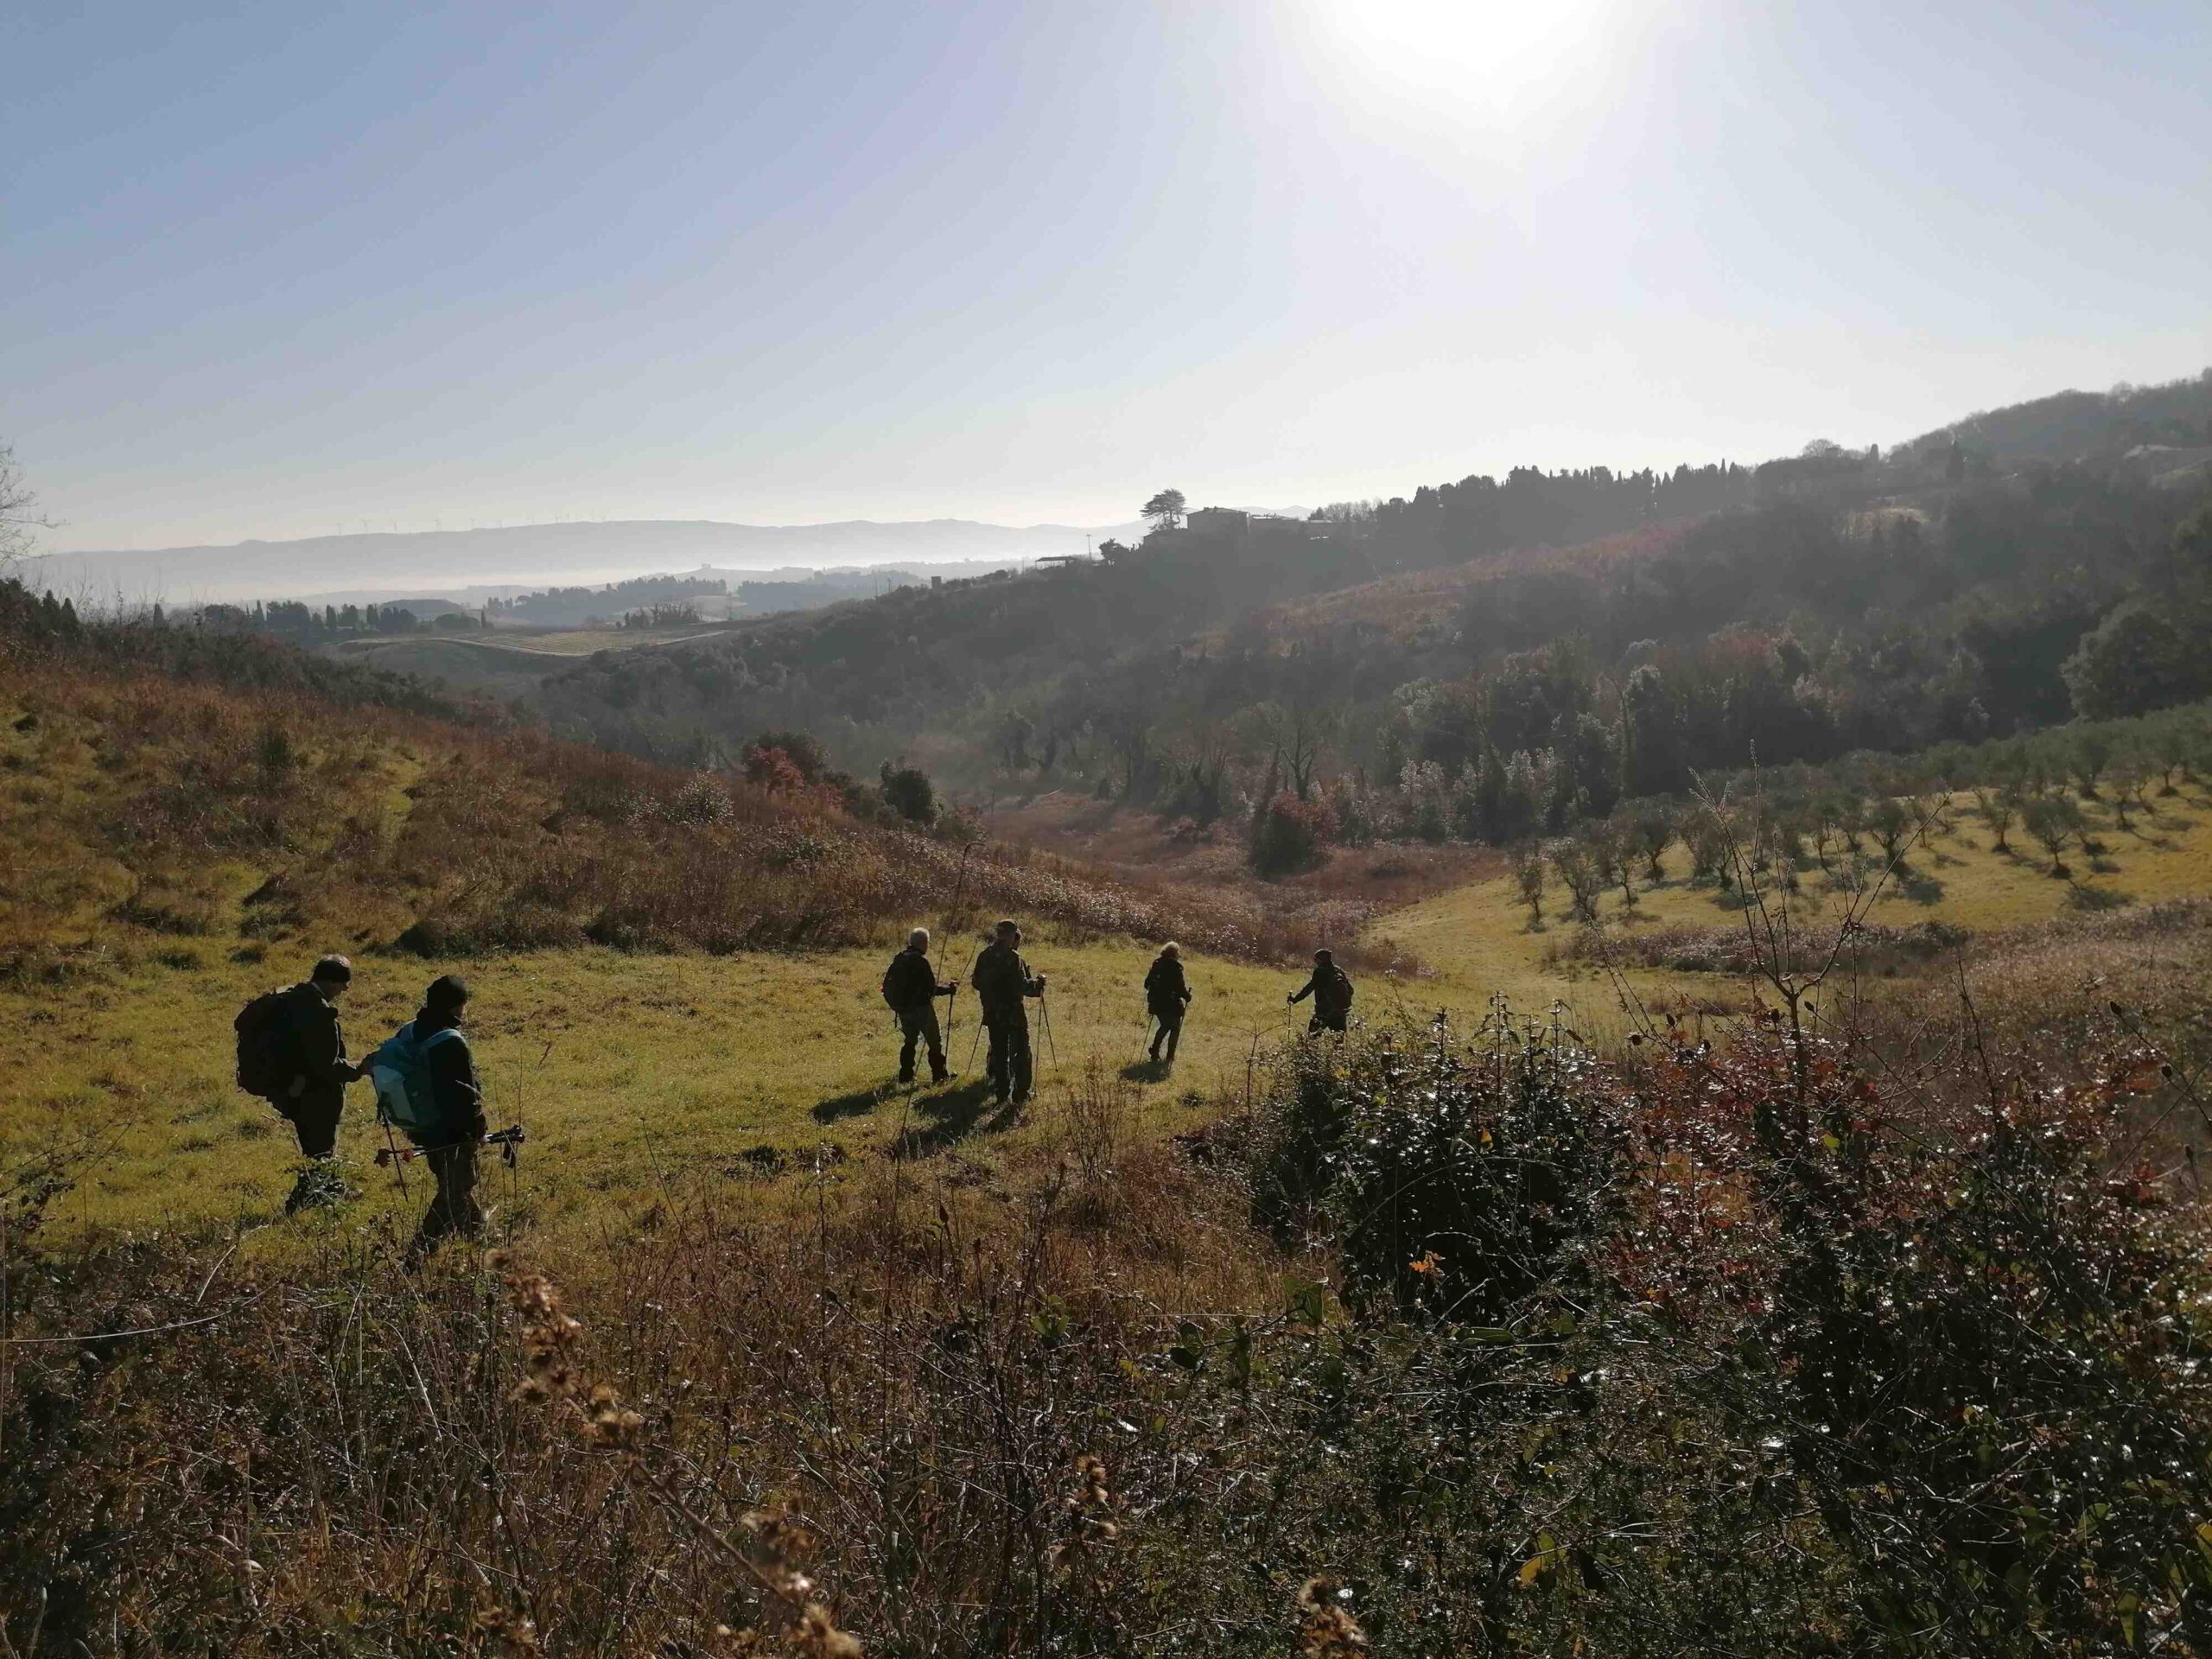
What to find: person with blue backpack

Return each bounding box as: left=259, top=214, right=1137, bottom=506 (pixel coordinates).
left=367, top=974, right=486, bottom=1261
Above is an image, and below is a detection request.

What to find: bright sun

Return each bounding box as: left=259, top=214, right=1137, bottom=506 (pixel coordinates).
left=1319, top=0, right=1611, bottom=114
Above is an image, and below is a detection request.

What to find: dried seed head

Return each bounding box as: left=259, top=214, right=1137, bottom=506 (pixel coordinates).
left=794, top=1604, right=862, bottom=1659
left=1294, top=1577, right=1368, bottom=1656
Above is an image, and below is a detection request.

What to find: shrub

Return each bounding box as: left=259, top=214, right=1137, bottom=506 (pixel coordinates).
left=1249, top=791, right=1335, bottom=877
left=1282, top=1014, right=1624, bottom=1320
left=1224, top=1002, right=2212, bottom=1652
left=878, top=760, right=937, bottom=825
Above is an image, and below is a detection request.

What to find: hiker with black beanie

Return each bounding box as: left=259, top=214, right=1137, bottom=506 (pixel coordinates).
left=408, top=974, right=486, bottom=1260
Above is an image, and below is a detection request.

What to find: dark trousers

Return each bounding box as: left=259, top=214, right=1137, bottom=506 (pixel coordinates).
left=897, top=1002, right=946, bottom=1081
left=282, top=1086, right=346, bottom=1212
left=288, top=1085, right=345, bottom=1157
left=984, top=1007, right=1033, bottom=1102
left=410, top=1141, right=482, bottom=1259
left=1148, top=1008, right=1183, bottom=1060
left=1308, top=1008, right=1348, bottom=1035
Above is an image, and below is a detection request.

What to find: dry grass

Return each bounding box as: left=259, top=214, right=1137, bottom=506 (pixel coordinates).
left=0, top=1125, right=1290, bottom=1656
left=0, top=655, right=1320, bottom=972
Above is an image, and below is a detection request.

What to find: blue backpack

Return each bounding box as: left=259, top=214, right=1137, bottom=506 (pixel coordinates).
left=367, top=1020, right=465, bottom=1141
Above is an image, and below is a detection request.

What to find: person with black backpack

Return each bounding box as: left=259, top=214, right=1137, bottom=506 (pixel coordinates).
left=234, top=954, right=368, bottom=1212
left=881, top=927, right=955, bottom=1084
left=1143, top=942, right=1192, bottom=1062
left=1287, top=948, right=1355, bottom=1035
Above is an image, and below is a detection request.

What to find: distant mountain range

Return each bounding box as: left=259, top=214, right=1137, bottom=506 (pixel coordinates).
left=19, top=516, right=1163, bottom=604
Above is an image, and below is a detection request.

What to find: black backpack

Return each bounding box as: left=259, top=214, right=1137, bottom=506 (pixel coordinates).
left=882, top=951, right=929, bottom=1011
left=234, top=988, right=296, bottom=1100
left=1322, top=967, right=1355, bottom=1015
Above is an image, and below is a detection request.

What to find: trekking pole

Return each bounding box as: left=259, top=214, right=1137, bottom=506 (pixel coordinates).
left=378, top=1109, right=411, bottom=1198
left=961, top=948, right=987, bottom=1077
left=1038, top=990, right=1060, bottom=1069
left=949, top=841, right=976, bottom=920
left=944, top=985, right=958, bottom=1077
left=375, top=1126, right=527, bottom=1167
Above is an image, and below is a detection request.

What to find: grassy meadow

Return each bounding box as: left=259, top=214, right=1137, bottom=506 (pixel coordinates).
left=0, top=648, right=1343, bottom=1248
left=13, top=637, right=2212, bottom=1250
left=2, top=935, right=1300, bottom=1241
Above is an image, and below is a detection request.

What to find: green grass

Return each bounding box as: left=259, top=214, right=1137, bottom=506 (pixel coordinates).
left=37, top=789, right=2206, bottom=1249
left=1, top=934, right=1301, bottom=1243
left=1376, top=786, right=2212, bottom=1015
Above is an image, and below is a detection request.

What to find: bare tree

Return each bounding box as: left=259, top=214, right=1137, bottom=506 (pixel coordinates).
left=1249, top=699, right=1337, bottom=802
left=0, top=444, right=54, bottom=573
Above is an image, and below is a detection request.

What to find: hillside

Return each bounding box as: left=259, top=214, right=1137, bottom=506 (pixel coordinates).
left=531, top=421, right=2212, bottom=860
left=0, top=577, right=1412, bottom=1216
left=1897, top=369, right=2212, bottom=467
left=11, top=613, right=2212, bottom=1652
left=9, top=555, right=2212, bottom=1656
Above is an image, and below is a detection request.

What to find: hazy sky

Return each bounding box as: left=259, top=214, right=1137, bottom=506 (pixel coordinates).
left=8, top=0, right=2209, bottom=552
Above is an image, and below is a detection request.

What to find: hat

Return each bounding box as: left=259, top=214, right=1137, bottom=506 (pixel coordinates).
left=425, top=973, right=470, bottom=1011
left=994, top=918, right=1020, bottom=938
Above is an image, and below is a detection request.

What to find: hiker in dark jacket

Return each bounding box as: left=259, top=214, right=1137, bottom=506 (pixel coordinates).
left=1144, top=942, right=1192, bottom=1062
left=279, top=955, right=368, bottom=1212
left=1288, top=948, right=1354, bottom=1034
left=970, top=918, right=1046, bottom=1105
left=882, top=927, right=955, bottom=1084
left=407, top=974, right=486, bottom=1261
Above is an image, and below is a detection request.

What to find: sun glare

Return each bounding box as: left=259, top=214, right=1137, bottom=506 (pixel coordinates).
left=1315, top=0, right=1612, bottom=123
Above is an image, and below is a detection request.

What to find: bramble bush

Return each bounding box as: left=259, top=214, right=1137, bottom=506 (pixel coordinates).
left=1209, top=1007, right=2212, bottom=1654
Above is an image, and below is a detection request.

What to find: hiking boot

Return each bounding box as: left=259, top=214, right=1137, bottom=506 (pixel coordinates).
left=897, top=1070, right=915, bottom=1085
left=930, top=1069, right=949, bottom=1085
left=283, top=1175, right=357, bottom=1214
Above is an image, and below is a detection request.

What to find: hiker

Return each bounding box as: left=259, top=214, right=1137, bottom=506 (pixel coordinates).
left=401, top=974, right=486, bottom=1261
left=971, top=918, right=1046, bottom=1105
left=249, top=954, right=367, bottom=1212
left=1288, top=948, right=1355, bottom=1034
left=882, top=926, right=955, bottom=1084
left=1144, top=941, right=1192, bottom=1062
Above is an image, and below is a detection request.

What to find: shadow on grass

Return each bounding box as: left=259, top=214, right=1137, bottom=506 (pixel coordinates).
left=812, top=1084, right=890, bottom=1125
left=2064, top=880, right=2131, bottom=912
left=1121, top=1058, right=1173, bottom=1084
left=887, top=1080, right=1008, bottom=1160
left=1895, top=868, right=1946, bottom=906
